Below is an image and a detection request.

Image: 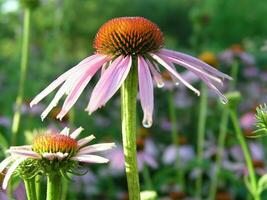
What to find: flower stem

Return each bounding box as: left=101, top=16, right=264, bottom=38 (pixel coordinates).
left=229, top=109, right=260, bottom=200
left=208, top=60, right=238, bottom=200
left=35, top=175, right=41, bottom=200
left=208, top=109, right=229, bottom=200
left=11, top=7, right=31, bottom=145
left=167, top=91, right=184, bottom=189
left=195, top=83, right=208, bottom=198
left=142, top=164, right=153, bottom=190
left=121, top=59, right=141, bottom=200
left=24, top=178, right=37, bottom=200
left=46, top=174, right=62, bottom=200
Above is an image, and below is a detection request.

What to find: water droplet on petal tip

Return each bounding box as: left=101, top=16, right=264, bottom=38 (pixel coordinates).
left=142, top=119, right=152, bottom=128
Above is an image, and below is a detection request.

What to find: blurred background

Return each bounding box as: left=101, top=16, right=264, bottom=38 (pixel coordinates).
left=1, top=0, right=267, bottom=199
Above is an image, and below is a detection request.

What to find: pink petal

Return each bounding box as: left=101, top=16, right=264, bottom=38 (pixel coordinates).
left=71, top=155, right=109, bottom=163
left=30, top=54, right=100, bottom=107
left=7, top=150, right=41, bottom=159
left=150, top=53, right=200, bottom=96
left=159, top=49, right=232, bottom=80
left=77, top=143, right=116, bottom=155
left=34, top=55, right=110, bottom=120
left=200, top=75, right=228, bottom=104
left=146, top=60, right=164, bottom=88
left=77, top=135, right=95, bottom=147
left=2, top=158, right=25, bottom=190
left=60, top=127, right=69, bottom=136
left=157, top=53, right=223, bottom=85
left=0, top=156, right=13, bottom=172
left=70, top=127, right=84, bottom=139
left=87, top=55, right=132, bottom=114
left=57, top=55, right=109, bottom=119
left=138, top=56, right=154, bottom=128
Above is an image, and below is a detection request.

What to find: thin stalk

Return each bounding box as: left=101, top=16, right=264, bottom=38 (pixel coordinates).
left=229, top=110, right=260, bottom=200
left=208, top=60, right=238, bottom=200
left=195, top=83, right=208, bottom=198
left=46, top=174, right=62, bottom=200
left=167, top=91, right=184, bottom=189
left=24, top=178, right=37, bottom=200
left=35, top=175, right=41, bottom=200
left=142, top=164, right=153, bottom=190
left=11, top=8, right=31, bottom=145
left=229, top=60, right=238, bottom=91
left=208, top=109, right=229, bottom=200
left=121, top=60, right=140, bottom=200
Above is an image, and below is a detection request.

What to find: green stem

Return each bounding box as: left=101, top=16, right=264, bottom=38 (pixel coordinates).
left=35, top=175, right=41, bottom=200
left=167, top=91, right=184, bottom=189
left=208, top=60, right=238, bottom=200
left=24, top=178, right=37, bottom=200
left=208, top=109, right=229, bottom=200
left=142, top=164, right=153, bottom=190
left=46, top=174, right=62, bottom=200
left=195, top=83, right=208, bottom=198
left=11, top=8, right=31, bottom=145
left=121, top=60, right=141, bottom=200
left=229, top=110, right=260, bottom=200
left=229, top=60, right=238, bottom=91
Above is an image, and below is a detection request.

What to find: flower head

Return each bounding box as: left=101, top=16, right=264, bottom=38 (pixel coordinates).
left=0, top=127, right=115, bottom=189
left=31, top=16, right=231, bottom=127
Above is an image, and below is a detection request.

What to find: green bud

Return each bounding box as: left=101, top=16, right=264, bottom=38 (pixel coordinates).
left=224, top=91, right=241, bottom=109
left=20, top=0, right=39, bottom=9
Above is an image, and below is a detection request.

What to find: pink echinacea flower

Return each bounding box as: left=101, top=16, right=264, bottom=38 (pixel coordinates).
left=31, top=17, right=231, bottom=127
left=0, top=127, right=115, bottom=190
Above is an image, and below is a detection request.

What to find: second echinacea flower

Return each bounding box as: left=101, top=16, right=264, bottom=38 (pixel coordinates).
left=0, top=127, right=115, bottom=190
left=30, top=16, right=231, bottom=127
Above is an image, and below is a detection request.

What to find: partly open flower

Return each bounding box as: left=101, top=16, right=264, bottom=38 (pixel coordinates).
left=0, top=127, right=115, bottom=190
left=30, top=17, right=231, bottom=128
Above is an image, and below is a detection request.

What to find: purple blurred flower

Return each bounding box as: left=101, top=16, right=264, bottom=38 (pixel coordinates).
left=162, top=144, right=195, bottom=167
left=240, top=112, right=256, bottom=131
left=0, top=116, right=10, bottom=128
left=106, top=138, right=158, bottom=173
left=72, top=170, right=98, bottom=195
left=228, top=142, right=265, bottom=176
left=218, top=45, right=255, bottom=67
left=0, top=181, right=26, bottom=200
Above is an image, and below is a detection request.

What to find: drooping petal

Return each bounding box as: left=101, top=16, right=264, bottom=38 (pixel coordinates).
left=9, top=145, right=32, bottom=151
left=138, top=56, right=154, bottom=128
left=71, top=155, right=109, bottom=163
left=57, top=55, right=110, bottom=119
left=151, top=53, right=200, bottom=96
left=77, top=143, right=116, bottom=155
left=159, top=49, right=232, bottom=80
left=146, top=60, right=164, bottom=88
left=70, top=127, right=84, bottom=139
left=40, top=55, right=110, bottom=120
left=200, top=75, right=228, bottom=104
left=0, top=156, right=13, bottom=172
left=2, top=158, right=25, bottom=190
left=7, top=150, right=41, bottom=159
left=77, top=135, right=95, bottom=147
left=157, top=53, right=223, bottom=86
left=30, top=54, right=100, bottom=107
left=87, top=55, right=132, bottom=114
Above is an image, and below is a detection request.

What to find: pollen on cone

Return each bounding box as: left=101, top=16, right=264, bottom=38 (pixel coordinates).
left=94, top=17, right=164, bottom=56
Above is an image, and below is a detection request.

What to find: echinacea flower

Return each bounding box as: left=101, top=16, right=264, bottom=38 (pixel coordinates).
left=30, top=17, right=231, bottom=127
left=0, top=127, right=115, bottom=190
